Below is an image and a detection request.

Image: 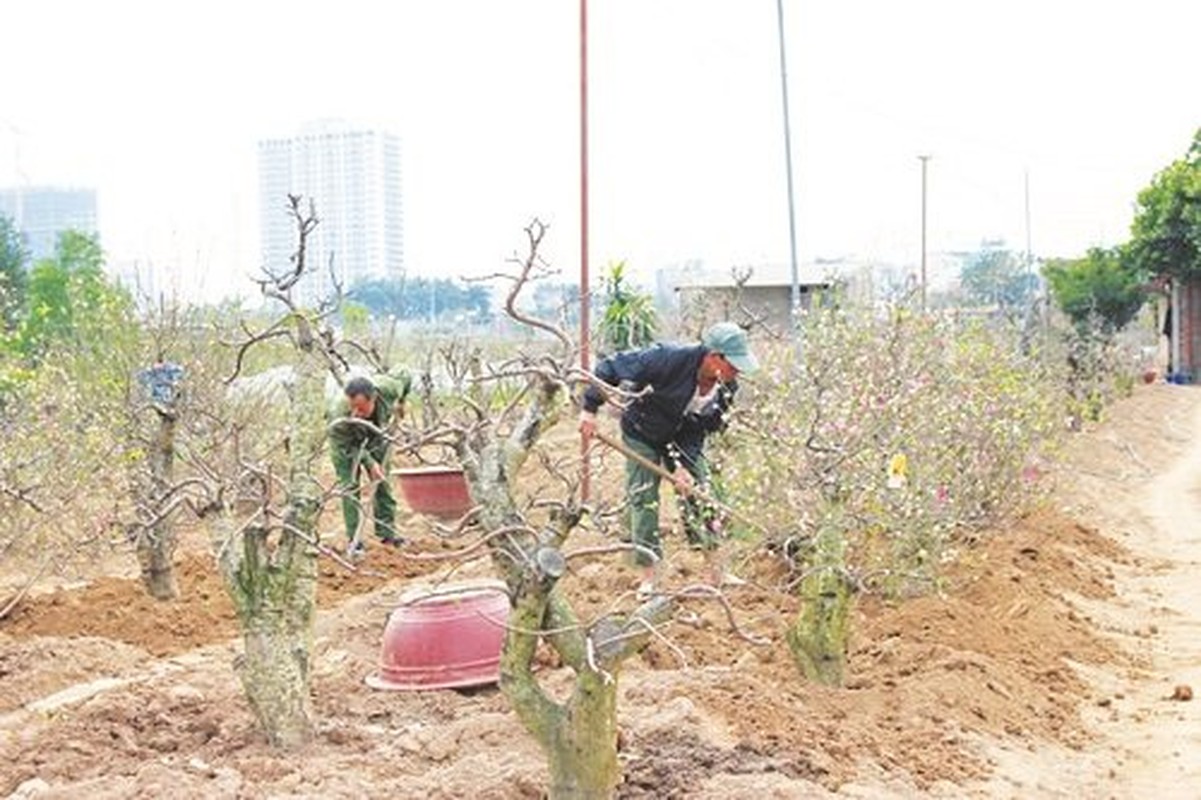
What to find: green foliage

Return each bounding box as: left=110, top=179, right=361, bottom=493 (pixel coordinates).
left=349, top=276, right=491, bottom=321
left=598, top=260, right=657, bottom=353
left=12, top=230, right=136, bottom=365
left=339, top=300, right=371, bottom=339
left=1129, top=128, right=1201, bottom=280
left=1043, top=247, right=1147, bottom=334
left=0, top=215, right=28, bottom=332
left=960, top=245, right=1037, bottom=309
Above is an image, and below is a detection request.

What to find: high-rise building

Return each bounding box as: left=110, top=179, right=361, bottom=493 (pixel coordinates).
left=0, top=186, right=98, bottom=261
left=258, top=120, right=403, bottom=306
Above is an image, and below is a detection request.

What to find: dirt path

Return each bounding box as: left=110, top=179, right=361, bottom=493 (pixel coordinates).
left=1100, top=388, right=1201, bottom=793
left=968, top=385, right=1201, bottom=798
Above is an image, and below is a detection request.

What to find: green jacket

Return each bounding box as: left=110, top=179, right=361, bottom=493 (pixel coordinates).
left=326, top=370, right=412, bottom=469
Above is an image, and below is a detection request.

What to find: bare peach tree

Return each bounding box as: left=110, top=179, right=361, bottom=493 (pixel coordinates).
left=118, top=301, right=216, bottom=601
left=137, top=194, right=368, bottom=747
left=399, top=220, right=765, bottom=798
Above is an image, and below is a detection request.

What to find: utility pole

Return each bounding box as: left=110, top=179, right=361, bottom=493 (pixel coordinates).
left=918, top=154, right=931, bottom=311
left=774, top=0, right=801, bottom=331
left=1024, top=168, right=1033, bottom=281
left=578, top=0, right=592, bottom=500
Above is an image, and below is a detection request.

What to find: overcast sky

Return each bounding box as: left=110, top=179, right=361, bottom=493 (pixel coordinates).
left=1, top=0, right=1198, bottom=301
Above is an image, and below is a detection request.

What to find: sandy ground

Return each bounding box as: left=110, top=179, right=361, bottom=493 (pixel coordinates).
left=1, top=384, right=1199, bottom=798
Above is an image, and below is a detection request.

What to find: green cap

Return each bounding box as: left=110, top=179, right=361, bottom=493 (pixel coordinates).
left=702, top=322, right=759, bottom=375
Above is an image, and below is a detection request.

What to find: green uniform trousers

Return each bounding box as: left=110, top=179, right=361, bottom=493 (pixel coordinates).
left=331, top=443, right=398, bottom=542
left=624, top=432, right=720, bottom=567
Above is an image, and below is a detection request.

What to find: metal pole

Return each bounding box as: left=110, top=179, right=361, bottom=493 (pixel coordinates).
left=1024, top=167, right=1033, bottom=279
left=579, top=0, right=592, bottom=500
left=918, top=154, right=931, bottom=311
left=774, top=0, right=801, bottom=330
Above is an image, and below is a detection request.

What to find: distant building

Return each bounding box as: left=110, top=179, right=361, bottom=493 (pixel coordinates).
left=1166, top=278, right=1201, bottom=382
left=0, top=186, right=98, bottom=261
left=668, top=260, right=878, bottom=332
left=674, top=273, right=832, bottom=333
left=258, top=120, right=403, bottom=307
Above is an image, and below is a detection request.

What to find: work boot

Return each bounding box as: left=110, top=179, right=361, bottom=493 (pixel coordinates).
left=346, top=540, right=367, bottom=561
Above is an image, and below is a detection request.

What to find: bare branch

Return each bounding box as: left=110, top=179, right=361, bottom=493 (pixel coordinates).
left=667, top=584, right=772, bottom=646
left=0, top=480, right=45, bottom=514
left=499, top=220, right=572, bottom=352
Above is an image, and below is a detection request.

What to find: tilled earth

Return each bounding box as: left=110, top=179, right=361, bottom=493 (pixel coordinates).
left=2, top=386, right=1194, bottom=798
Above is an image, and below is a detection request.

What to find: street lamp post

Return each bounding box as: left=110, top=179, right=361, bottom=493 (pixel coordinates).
left=774, top=0, right=801, bottom=331
left=579, top=0, right=592, bottom=500
left=918, top=154, right=931, bottom=311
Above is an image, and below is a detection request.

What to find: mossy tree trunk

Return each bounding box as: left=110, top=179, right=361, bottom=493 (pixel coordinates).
left=459, top=377, right=672, bottom=799
left=217, top=331, right=324, bottom=748
left=220, top=512, right=318, bottom=748
left=787, top=526, right=852, bottom=686
left=137, top=407, right=180, bottom=600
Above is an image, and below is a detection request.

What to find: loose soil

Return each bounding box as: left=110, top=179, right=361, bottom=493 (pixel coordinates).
left=0, top=385, right=1198, bottom=798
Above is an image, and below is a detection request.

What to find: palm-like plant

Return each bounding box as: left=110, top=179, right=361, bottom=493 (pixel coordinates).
left=598, top=260, right=657, bottom=353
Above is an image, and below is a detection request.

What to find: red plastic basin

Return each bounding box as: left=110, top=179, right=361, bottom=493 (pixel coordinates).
left=365, top=579, right=511, bottom=691
left=393, top=466, right=473, bottom=520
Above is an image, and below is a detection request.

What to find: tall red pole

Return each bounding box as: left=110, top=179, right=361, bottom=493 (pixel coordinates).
left=579, top=0, right=592, bottom=500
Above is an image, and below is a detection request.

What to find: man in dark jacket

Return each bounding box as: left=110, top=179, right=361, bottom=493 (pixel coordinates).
left=579, top=322, right=759, bottom=594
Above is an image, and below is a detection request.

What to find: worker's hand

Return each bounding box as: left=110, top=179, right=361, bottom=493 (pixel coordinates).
left=672, top=468, right=694, bottom=495
left=394, top=402, right=406, bottom=421
left=368, top=463, right=385, bottom=483
left=578, top=411, right=597, bottom=441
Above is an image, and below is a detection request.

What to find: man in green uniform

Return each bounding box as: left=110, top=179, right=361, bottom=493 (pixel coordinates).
left=327, top=370, right=412, bottom=557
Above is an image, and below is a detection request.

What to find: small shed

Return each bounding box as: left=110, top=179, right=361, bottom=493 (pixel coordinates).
left=674, top=276, right=833, bottom=332
left=1168, top=278, right=1201, bottom=381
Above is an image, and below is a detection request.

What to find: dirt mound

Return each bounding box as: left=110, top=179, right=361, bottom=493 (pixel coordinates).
left=0, top=500, right=1127, bottom=797
left=0, top=636, right=152, bottom=715
left=0, top=547, right=442, bottom=657
left=621, top=728, right=828, bottom=798
left=602, top=505, right=1127, bottom=792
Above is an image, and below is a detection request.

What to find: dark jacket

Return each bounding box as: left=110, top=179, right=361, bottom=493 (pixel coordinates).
left=582, top=343, right=737, bottom=453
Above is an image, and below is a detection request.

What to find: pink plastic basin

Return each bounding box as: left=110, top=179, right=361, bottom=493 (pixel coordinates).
left=394, top=466, right=473, bottom=520
left=365, top=579, right=510, bottom=691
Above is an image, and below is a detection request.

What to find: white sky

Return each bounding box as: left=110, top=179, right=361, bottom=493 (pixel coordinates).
left=1, top=0, right=1198, bottom=301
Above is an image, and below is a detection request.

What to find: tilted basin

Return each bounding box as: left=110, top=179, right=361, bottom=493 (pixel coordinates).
left=365, top=579, right=511, bottom=691
left=393, top=466, right=473, bottom=520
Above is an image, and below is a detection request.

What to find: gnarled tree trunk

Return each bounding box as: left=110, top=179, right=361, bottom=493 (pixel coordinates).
left=787, top=527, right=851, bottom=686
left=217, top=339, right=324, bottom=748
left=221, top=517, right=318, bottom=748
left=137, top=408, right=179, bottom=600
left=547, top=670, right=620, bottom=798
left=462, top=379, right=672, bottom=798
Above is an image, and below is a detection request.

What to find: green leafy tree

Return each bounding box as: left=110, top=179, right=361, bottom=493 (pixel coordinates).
left=1129, top=129, right=1201, bottom=280
left=598, top=260, right=657, bottom=353
left=16, top=230, right=133, bottom=361
left=960, top=245, right=1037, bottom=308
left=1042, top=247, right=1146, bottom=333
left=0, top=216, right=28, bottom=333
left=348, top=276, right=491, bottom=321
